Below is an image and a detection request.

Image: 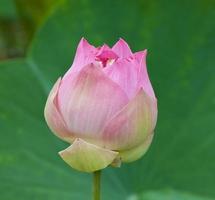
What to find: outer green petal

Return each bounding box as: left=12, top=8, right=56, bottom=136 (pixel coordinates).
left=119, top=133, right=154, bottom=163
left=59, top=138, right=119, bottom=172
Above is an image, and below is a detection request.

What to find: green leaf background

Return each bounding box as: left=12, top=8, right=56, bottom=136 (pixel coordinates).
left=0, top=0, right=215, bottom=199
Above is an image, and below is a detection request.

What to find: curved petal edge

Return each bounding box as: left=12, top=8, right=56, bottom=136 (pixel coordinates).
left=119, top=132, right=154, bottom=163
left=102, top=89, right=157, bottom=150
left=44, top=78, right=73, bottom=143
left=134, top=50, right=156, bottom=99
left=59, top=138, right=119, bottom=172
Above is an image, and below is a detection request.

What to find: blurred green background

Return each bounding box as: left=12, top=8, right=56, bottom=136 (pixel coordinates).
left=0, top=0, right=215, bottom=199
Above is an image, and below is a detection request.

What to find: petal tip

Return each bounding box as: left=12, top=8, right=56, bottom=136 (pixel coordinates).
left=79, top=37, right=91, bottom=47
left=112, top=38, right=133, bottom=58
left=116, top=37, right=129, bottom=47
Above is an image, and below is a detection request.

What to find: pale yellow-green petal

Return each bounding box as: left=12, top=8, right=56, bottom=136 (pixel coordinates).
left=59, top=138, right=119, bottom=172
left=110, top=156, right=121, bottom=168
left=119, top=133, right=154, bottom=163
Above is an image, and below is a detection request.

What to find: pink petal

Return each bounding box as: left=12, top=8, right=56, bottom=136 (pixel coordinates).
left=101, top=89, right=157, bottom=150
left=112, top=38, right=133, bottom=58
left=64, top=38, right=97, bottom=78
left=134, top=50, right=156, bottom=99
left=104, top=58, right=139, bottom=99
left=44, top=78, right=74, bottom=143
left=58, top=63, right=129, bottom=142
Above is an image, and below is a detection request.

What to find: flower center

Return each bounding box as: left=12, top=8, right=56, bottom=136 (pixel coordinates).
left=95, top=46, right=118, bottom=67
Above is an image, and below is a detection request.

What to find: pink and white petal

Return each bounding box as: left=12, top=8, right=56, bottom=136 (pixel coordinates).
left=64, top=38, right=97, bottom=78
left=101, top=89, right=157, bottom=150
left=119, top=132, right=154, bottom=162
left=44, top=78, right=74, bottom=143
left=104, top=58, right=139, bottom=99
left=134, top=50, right=156, bottom=99
left=59, top=138, right=119, bottom=172
left=112, top=38, right=133, bottom=58
left=58, top=63, right=129, bottom=142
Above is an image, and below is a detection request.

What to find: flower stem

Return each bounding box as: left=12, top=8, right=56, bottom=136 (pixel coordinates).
left=93, top=170, right=101, bottom=200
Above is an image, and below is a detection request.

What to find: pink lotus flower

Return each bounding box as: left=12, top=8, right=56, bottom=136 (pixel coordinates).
left=44, top=38, right=157, bottom=172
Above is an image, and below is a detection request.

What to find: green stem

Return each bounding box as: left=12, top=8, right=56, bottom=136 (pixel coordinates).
left=93, top=170, right=101, bottom=200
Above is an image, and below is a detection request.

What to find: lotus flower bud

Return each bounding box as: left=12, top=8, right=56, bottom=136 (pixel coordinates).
left=44, top=38, right=157, bottom=172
